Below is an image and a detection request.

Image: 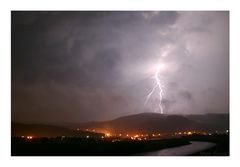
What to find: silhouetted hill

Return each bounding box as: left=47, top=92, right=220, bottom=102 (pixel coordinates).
left=185, top=113, right=229, bottom=130
left=12, top=113, right=229, bottom=137
left=67, top=113, right=229, bottom=134
left=11, top=123, right=103, bottom=138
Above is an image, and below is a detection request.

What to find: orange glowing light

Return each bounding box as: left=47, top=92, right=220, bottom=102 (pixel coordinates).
left=105, top=133, right=111, bottom=137
left=27, top=136, right=33, bottom=139
left=187, top=131, right=192, bottom=135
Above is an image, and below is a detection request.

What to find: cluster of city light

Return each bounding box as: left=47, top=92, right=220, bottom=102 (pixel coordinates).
left=105, top=133, right=111, bottom=137
left=81, top=128, right=194, bottom=139
left=171, top=131, right=224, bottom=136
left=173, top=131, right=196, bottom=136
left=81, top=128, right=230, bottom=141
left=27, top=136, right=33, bottom=139
left=102, top=133, right=162, bottom=140
left=100, top=131, right=213, bottom=139
left=125, top=133, right=161, bottom=141
left=18, top=129, right=229, bottom=142
left=21, top=135, right=33, bottom=139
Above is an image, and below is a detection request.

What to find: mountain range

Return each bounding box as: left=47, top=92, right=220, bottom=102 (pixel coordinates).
left=12, top=112, right=229, bottom=137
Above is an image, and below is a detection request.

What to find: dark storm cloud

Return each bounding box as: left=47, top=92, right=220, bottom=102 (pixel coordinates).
left=12, top=11, right=229, bottom=123
left=12, top=12, right=178, bottom=86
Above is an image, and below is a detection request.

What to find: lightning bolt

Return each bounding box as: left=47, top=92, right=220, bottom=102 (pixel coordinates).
left=144, top=66, right=165, bottom=114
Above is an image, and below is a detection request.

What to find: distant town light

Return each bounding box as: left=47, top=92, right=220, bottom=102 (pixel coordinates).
left=21, top=136, right=25, bottom=138
left=86, top=135, right=89, bottom=138
left=27, top=136, right=33, bottom=139
left=105, top=133, right=111, bottom=137
left=158, top=133, right=161, bottom=136
left=187, top=131, right=192, bottom=135
left=126, top=134, right=129, bottom=137
left=101, top=136, right=104, bottom=139
left=119, top=134, right=122, bottom=137
left=226, top=130, right=229, bottom=133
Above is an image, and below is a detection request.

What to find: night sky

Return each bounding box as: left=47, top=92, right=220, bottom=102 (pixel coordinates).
left=12, top=11, right=229, bottom=123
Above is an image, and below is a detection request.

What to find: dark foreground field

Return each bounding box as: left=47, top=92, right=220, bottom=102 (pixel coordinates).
left=11, top=134, right=229, bottom=156
left=12, top=137, right=190, bottom=156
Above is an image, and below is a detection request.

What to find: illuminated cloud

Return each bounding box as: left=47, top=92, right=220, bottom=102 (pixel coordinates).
left=12, top=11, right=229, bottom=123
